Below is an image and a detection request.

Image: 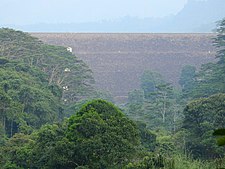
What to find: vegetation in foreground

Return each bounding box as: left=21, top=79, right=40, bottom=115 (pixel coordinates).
left=1, top=18, right=225, bottom=168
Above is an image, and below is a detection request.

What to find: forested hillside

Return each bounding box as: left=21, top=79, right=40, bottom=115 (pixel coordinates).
left=0, top=29, right=95, bottom=103
left=124, top=18, right=225, bottom=165
left=0, top=21, right=225, bottom=169
left=0, top=28, right=96, bottom=137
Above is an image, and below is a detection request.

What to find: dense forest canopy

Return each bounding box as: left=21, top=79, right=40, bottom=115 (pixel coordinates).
left=0, top=28, right=97, bottom=137
left=0, top=28, right=95, bottom=103
left=1, top=18, right=225, bottom=168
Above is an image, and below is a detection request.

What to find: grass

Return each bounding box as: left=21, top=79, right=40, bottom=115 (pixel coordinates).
left=166, top=154, right=225, bottom=169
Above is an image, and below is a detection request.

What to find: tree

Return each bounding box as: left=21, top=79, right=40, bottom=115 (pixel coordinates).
left=136, top=121, right=156, bottom=152
left=213, top=18, right=225, bottom=64
left=126, top=70, right=183, bottom=132
left=128, top=89, right=144, bottom=105
left=0, top=63, right=62, bottom=135
left=66, top=99, right=140, bottom=168
left=153, top=83, right=174, bottom=124
left=140, top=71, right=164, bottom=99
left=0, top=122, right=6, bottom=145
left=0, top=28, right=97, bottom=137
left=179, top=65, right=196, bottom=97
left=0, top=28, right=95, bottom=103
left=213, top=129, right=225, bottom=146
left=140, top=71, right=178, bottom=126
left=186, top=18, right=225, bottom=99
left=29, top=124, right=74, bottom=169
left=183, top=93, right=225, bottom=159
left=1, top=133, right=34, bottom=169
left=7, top=100, right=141, bottom=169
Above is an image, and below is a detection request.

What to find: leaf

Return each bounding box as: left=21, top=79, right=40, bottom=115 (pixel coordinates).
left=213, top=129, right=225, bottom=136
left=217, top=137, right=225, bottom=146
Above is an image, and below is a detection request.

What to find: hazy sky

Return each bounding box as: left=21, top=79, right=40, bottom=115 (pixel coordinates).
left=1, top=0, right=189, bottom=25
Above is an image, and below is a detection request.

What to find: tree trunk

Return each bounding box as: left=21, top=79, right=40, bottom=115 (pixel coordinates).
left=10, top=120, right=13, bottom=137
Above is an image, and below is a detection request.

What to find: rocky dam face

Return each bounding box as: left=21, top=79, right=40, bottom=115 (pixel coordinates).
left=31, top=33, right=216, bottom=103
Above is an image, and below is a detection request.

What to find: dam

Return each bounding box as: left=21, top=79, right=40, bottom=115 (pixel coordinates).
left=31, top=33, right=216, bottom=102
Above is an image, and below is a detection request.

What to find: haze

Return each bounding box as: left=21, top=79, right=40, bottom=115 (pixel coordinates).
left=1, top=0, right=188, bottom=24
left=0, top=0, right=224, bottom=32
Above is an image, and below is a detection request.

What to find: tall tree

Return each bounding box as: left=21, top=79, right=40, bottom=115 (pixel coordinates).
left=127, top=70, right=182, bottom=131
left=140, top=71, right=164, bottom=99
left=183, top=93, right=225, bottom=159
left=179, top=65, right=196, bottom=98
left=66, top=100, right=140, bottom=168
left=187, top=18, right=225, bottom=99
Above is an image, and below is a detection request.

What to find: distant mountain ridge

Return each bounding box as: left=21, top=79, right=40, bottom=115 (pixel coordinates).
left=167, top=0, right=225, bottom=32
left=4, top=0, right=225, bottom=33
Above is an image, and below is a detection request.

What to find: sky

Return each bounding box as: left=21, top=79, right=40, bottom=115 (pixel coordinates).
left=0, top=0, right=189, bottom=25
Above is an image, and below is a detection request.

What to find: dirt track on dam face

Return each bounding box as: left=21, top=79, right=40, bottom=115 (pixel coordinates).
left=31, top=33, right=216, bottom=102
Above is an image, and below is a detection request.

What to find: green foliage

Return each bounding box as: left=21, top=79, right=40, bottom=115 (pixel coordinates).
left=183, top=93, right=225, bottom=159
left=0, top=28, right=95, bottom=104
left=168, top=154, right=224, bottom=169
left=136, top=121, right=156, bottom=152
left=128, top=89, right=144, bottom=104
left=179, top=65, right=196, bottom=97
left=172, top=18, right=225, bottom=162
left=64, top=90, right=114, bottom=117
left=0, top=99, right=142, bottom=168
left=1, top=133, right=34, bottom=169
left=213, top=129, right=225, bottom=146
left=0, top=28, right=96, bottom=138
left=67, top=99, right=140, bottom=168
left=154, top=130, right=176, bottom=155
left=126, top=153, right=225, bottom=169
left=214, top=18, right=225, bottom=64
left=2, top=23, right=225, bottom=168
left=0, top=57, right=9, bottom=65
left=0, top=60, right=62, bottom=136
left=0, top=123, right=6, bottom=145
left=92, top=90, right=114, bottom=103
left=126, top=70, right=183, bottom=132
left=125, top=26, right=225, bottom=161
left=0, top=28, right=101, bottom=168
left=125, top=153, right=174, bottom=169
left=76, top=99, right=123, bottom=117
left=30, top=124, right=75, bottom=169
left=140, top=71, right=164, bottom=99
left=183, top=18, right=225, bottom=99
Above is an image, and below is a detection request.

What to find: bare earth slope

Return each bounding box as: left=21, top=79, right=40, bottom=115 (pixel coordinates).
left=31, top=33, right=216, bottom=102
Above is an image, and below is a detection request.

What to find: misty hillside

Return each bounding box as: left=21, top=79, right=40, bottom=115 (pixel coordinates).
left=167, top=0, right=225, bottom=32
